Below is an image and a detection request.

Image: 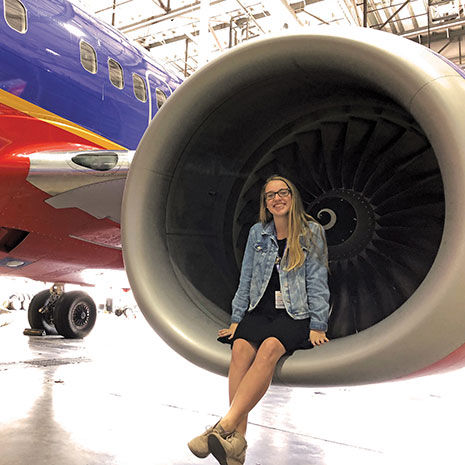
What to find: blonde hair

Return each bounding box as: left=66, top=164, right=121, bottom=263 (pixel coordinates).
left=259, top=175, right=327, bottom=271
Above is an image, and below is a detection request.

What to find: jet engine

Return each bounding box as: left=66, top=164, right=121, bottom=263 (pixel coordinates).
left=122, top=27, right=465, bottom=386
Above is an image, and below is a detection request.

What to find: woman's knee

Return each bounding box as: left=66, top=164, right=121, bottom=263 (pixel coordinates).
left=231, top=339, right=257, bottom=366
left=256, top=337, right=286, bottom=364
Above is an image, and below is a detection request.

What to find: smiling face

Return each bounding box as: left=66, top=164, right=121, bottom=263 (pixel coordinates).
left=264, top=179, right=292, bottom=219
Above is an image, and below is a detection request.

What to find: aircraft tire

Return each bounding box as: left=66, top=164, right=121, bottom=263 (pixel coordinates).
left=53, top=291, right=96, bottom=339
left=28, top=289, right=58, bottom=335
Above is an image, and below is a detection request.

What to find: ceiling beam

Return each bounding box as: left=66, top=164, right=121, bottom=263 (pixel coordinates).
left=365, top=0, right=384, bottom=30
left=275, top=0, right=305, bottom=27
left=407, top=2, right=419, bottom=30
left=95, top=0, right=132, bottom=14
left=345, top=0, right=362, bottom=27
left=290, top=0, right=324, bottom=10
left=408, top=26, right=465, bottom=50
left=374, top=0, right=411, bottom=31
left=437, top=39, right=452, bottom=54
left=300, top=8, right=329, bottom=24
left=119, top=0, right=227, bottom=33
left=152, top=0, right=171, bottom=13
left=235, top=0, right=266, bottom=34
left=402, top=18, right=465, bottom=38
left=111, top=0, right=117, bottom=26
left=140, top=11, right=269, bottom=49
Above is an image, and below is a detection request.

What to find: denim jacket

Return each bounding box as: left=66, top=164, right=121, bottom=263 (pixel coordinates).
left=231, top=221, right=330, bottom=331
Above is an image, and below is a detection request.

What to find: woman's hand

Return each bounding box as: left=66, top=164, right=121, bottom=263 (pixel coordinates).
left=309, top=329, right=329, bottom=346
left=218, top=323, right=238, bottom=340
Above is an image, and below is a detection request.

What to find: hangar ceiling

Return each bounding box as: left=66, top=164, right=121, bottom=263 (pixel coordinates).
left=75, top=0, right=465, bottom=76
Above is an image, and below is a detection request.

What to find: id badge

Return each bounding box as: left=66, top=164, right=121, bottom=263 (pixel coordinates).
left=275, top=291, right=285, bottom=309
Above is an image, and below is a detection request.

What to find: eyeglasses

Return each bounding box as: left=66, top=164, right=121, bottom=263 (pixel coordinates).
left=264, top=188, right=291, bottom=201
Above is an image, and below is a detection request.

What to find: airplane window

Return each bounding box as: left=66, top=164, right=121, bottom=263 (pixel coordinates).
left=108, top=58, right=124, bottom=89
left=133, top=73, right=147, bottom=103
left=72, top=153, right=118, bottom=171
left=156, top=88, right=168, bottom=109
left=80, top=41, right=97, bottom=74
left=4, top=0, right=27, bottom=33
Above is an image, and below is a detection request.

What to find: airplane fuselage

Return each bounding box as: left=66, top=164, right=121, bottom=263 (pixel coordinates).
left=0, top=0, right=181, bottom=284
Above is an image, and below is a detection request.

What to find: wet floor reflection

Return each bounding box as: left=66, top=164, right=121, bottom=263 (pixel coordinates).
left=0, top=363, right=115, bottom=465
left=0, top=367, right=43, bottom=424
left=1, top=311, right=465, bottom=465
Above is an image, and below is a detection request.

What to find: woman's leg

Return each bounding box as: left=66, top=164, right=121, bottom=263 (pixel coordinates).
left=220, top=337, right=286, bottom=433
left=228, top=339, right=258, bottom=436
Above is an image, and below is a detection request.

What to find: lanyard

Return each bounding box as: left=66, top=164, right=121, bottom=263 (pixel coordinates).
left=275, top=238, right=286, bottom=272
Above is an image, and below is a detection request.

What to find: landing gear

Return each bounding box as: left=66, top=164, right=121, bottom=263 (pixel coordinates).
left=27, top=285, right=96, bottom=339
left=53, top=291, right=96, bottom=338
left=28, top=288, right=59, bottom=335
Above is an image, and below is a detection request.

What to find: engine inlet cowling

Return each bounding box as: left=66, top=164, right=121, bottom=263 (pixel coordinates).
left=122, top=27, right=465, bottom=386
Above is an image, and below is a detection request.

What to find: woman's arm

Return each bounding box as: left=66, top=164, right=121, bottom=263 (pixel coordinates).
left=305, top=223, right=330, bottom=333
left=230, top=225, right=257, bottom=324
left=218, top=322, right=239, bottom=340
left=309, top=329, right=329, bottom=346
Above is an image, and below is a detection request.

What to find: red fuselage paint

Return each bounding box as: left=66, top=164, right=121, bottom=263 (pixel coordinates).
left=0, top=103, right=123, bottom=285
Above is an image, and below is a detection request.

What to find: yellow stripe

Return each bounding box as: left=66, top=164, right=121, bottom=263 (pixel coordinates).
left=0, top=89, right=127, bottom=150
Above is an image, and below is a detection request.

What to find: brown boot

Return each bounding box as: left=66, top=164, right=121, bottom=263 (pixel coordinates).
left=207, top=430, right=247, bottom=465
left=187, top=421, right=223, bottom=458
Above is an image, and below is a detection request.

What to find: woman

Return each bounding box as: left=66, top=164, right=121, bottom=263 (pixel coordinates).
left=188, top=175, right=330, bottom=465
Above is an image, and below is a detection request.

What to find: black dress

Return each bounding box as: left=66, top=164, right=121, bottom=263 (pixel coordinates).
left=221, top=238, right=311, bottom=355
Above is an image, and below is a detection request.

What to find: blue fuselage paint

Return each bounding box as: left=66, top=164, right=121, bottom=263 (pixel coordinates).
left=0, top=0, right=182, bottom=149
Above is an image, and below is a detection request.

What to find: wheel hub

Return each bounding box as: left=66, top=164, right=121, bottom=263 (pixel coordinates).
left=73, top=303, right=89, bottom=327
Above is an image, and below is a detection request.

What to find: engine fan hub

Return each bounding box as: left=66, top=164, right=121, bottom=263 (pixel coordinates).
left=308, top=189, right=375, bottom=260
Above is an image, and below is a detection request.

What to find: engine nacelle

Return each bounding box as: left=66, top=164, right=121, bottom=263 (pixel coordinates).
left=122, top=27, right=465, bottom=386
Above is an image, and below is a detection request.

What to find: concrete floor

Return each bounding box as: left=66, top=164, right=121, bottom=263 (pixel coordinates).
left=1, top=309, right=464, bottom=465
